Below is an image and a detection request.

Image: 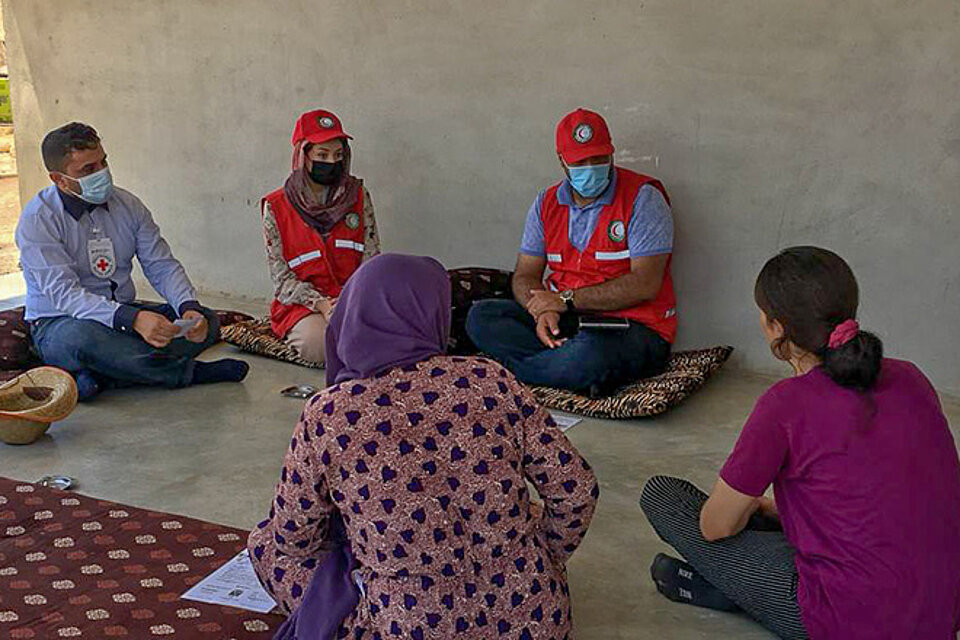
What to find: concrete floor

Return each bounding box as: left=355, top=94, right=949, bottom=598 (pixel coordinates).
left=2, top=294, right=958, bottom=639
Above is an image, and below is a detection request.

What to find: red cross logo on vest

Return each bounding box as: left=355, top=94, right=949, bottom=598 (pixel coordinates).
left=96, top=258, right=111, bottom=274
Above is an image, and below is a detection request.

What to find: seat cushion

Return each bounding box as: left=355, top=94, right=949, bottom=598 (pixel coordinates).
left=221, top=318, right=322, bottom=369
left=221, top=268, right=516, bottom=367
left=529, top=346, right=734, bottom=419
left=0, top=307, right=40, bottom=372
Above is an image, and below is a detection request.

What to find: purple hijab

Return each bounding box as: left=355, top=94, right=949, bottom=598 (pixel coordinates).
left=325, top=254, right=452, bottom=386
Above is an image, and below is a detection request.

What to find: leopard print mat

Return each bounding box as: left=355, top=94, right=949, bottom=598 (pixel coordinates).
left=220, top=318, right=323, bottom=369
left=219, top=267, right=512, bottom=365
left=530, top=346, right=734, bottom=419
left=221, top=319, right=733, bottom=420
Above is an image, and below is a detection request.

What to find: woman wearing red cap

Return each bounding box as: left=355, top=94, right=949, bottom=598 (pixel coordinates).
left=261, top=109, right=380, bottom=365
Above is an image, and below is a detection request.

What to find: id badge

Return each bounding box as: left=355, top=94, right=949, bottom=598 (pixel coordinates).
left=88, top=237, right=117, bottom=279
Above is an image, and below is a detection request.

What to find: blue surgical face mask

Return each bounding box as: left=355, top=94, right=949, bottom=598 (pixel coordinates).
left=566, top=163, right=610, bottom=198
left=68, top=166, right=114, bottom=205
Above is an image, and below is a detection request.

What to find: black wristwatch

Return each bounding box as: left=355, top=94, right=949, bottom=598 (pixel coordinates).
left=559, top=289, right=575, bottom=312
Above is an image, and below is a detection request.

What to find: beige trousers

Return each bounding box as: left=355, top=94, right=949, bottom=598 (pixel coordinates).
left=285, top=313, right=328, bottom=365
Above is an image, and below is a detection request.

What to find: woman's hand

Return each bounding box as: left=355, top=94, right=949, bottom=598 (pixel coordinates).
left=700, top=477, right=763, bottom=541
left=314, top=297, right=337, bottom=321
left=756, top=496, right=779, bottom=520
left=530, top=501, right=545, bottom=520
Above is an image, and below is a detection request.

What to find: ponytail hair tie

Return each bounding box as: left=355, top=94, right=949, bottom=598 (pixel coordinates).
left=828, top=319, right=860, bottom=349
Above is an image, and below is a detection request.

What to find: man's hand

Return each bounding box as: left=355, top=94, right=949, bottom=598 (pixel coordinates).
left=181, top=310, right=209, bottom=344
left=536, top=311, right=565, bottom=349
left=526, top=290, right=566, bottom=318
left=133, top=311, right=180, bottom=348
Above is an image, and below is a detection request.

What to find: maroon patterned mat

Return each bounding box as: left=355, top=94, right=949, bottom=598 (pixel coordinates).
left=0, top=476, right=283, bottom=638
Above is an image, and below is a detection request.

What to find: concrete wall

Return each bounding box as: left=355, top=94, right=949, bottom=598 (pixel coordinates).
left=4, top=0, right=959, bottom=394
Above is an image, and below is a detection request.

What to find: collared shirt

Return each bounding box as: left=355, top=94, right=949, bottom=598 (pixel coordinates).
left=59, top=187, right=103, bottom=221
left=519, top=169, right=673, bottom=258
left=16, top=185, right=200, bottom=332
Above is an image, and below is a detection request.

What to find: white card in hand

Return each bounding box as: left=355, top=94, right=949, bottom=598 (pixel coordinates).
left=174, top=316, right=201, bottom=338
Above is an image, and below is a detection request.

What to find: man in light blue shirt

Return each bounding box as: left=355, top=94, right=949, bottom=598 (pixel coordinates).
left=16, top=122, right=249, bottom=400
left=516, top=173, right=674, bottom=259
left=466, top=109, right=676, bottom=396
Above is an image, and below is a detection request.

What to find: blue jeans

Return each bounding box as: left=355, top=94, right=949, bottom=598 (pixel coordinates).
left=466, top=299, right=670, bottom=394
left=31, top=303, right=220, bottom=389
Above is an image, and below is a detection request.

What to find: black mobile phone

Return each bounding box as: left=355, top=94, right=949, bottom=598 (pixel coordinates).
left=578, top=314, right=630, bottom=331
left=557, top=312, right=580, bottom=339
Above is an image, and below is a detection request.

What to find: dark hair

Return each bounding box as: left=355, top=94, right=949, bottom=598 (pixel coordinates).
left=755, top=246, right=883, bottom=391
left=41, top=122, right=101, bottom=172
left=303, top=138, right=348, bottom=154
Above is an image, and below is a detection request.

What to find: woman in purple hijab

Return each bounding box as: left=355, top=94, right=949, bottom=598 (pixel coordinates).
left=249, top=254, right=600, bottom=640
left=324, top=254, right=453, bottom=387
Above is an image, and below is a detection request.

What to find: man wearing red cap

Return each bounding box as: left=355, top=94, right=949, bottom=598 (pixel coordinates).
left=467, top=108, right=676, bottom=396
left=261, top=109, right=380, bottom=365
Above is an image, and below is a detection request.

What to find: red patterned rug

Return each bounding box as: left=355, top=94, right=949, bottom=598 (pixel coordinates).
left=0, top=476, right=283, bottom=638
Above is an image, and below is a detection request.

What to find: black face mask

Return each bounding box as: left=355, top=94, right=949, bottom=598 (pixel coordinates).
left=309, top=160, right=344, bottom=186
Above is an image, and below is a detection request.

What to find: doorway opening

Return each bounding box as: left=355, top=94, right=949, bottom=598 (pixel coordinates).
left=0, top=0, right=19, bottom=280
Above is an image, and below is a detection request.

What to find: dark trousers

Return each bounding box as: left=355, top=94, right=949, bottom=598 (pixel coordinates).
left=465, top=299, right=670, bottom=394
left=31, top=303, right=220, bottom=389
left=640, top=476, right=809, bottom=640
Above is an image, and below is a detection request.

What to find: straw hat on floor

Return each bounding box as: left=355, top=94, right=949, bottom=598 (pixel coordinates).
left=0, top=367, right=78, bottom=445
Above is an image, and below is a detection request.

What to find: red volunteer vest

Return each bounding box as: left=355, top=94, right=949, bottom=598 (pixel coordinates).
left=264, top=188, right=365, bottom=338
left=542, top=167, right=678, bottom=343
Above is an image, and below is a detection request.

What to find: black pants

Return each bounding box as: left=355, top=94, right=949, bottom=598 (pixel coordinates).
left=640, top=476, right=809, bottom=640
left=466, top=299, right=670, bottom=394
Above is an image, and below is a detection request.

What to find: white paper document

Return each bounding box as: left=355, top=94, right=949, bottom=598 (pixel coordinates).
left=181, top=550, right=278, bottom=613
left=549, top=411, right=583, bottom=432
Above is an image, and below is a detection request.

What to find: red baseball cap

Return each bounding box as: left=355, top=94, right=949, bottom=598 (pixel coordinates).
left=555, top=108, right=614, bottom=164
left=291, top=109, right=353, bottom=146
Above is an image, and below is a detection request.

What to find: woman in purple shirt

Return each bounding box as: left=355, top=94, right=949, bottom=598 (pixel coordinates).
left=640, top=246, right=960, bottom=639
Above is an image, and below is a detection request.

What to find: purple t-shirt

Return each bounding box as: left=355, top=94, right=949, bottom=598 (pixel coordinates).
left=721, top=359, right=960, bottom=639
